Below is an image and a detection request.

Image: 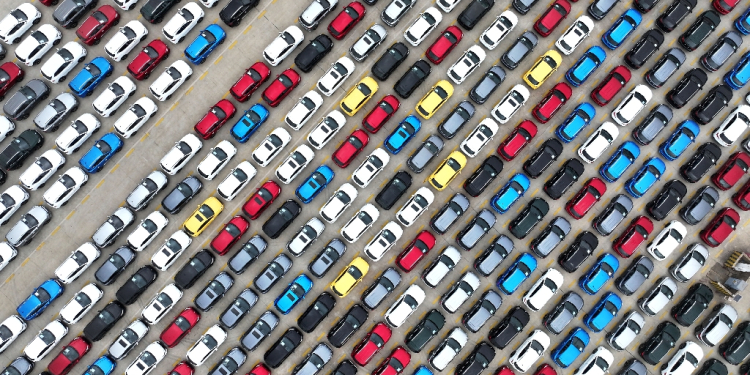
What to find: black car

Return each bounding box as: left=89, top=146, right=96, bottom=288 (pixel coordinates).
left=240, top=311, right=279, bottom=351
left=681, top=143, right=722, bottom=183
left=331, top=360, right=357, bottom=375
left=701, top=31, right=743, bottom=72
left=394, top=60, right=431, bottom=99
left=195, top=272, right=234, bottom=311
left=680, top=186, right=719, bottom=225
left=3, top=79, right=50, bottom=121
left=438, top=101, right=475, bottom=139
left=593, top=195, right=633, bottom=236
left=558, top=231, right=598, bottom=272
left=469, top=66, right=505, bottom=104
left=254, top=254, right=292, bottom=293
left=298, top=292, right=336, bottom=333
left=501, top=32, right=537, bottom=70
left=140, top=0, right=181, bottom=23
left=488, top=306, right=530, bottom=348
left=720, top=321, right=750, bottom=365
left=616, top=255, right=654, bottom=295
left=227, top=235, right=267, bottom=274
left=474, top=235, right=513, bottom=276
left=544, top=158, right=584, bottom=200
left=375, top=171, right=412, bottom=210
left=588, top=0, right=620, bottom=20
left=94, top=246, right=136, bottom=285
left=666, top=68, right=707, bottom=108
left=671, top=283, right=713, bottom=326
left=83, top=301, right=125, bottom=342
left=509, top=198, right=548, bottom=239
left=679, top=11, right=720, bottom=51
left=633, top=105, right=673, bottom=145
left=219, top=288, right=258, bottom=329
left=371, top=42, right=409, bottom=81
left=0, top=129, right=43, bottom=171
left=523, top=139, right=563, bottom=179
left=405, top=309, right=445, bottom=352
left=328, top=304, right=368, bottom=348
left=115, top=266, right=158, bottom=305
left=633, top=0, right=660, bottom=12
left=264, top=328, right=303, bottom=369
left=696, top=359, right=728, bottom=375
left=458, top=0, right=495, bottom=30
left=263, top=199, right=301, bottom=239
left=639, top=321, right=680, bottom=365
left=657, top=0, right=697, bottom=32
left=646, top=180, right=687, bottom=221
left=161, top=176, right=202, bottom=214
left=625, top=29, right=665, bottom=69
left=512, top=0, right=540, bottom=14
left=220, top=0, right=260, bottom=27
left=295, top=35, right=333, bottom=73
left=174, top=250, right=215, bottom=289
left=464, top=156, right=503, bottom=197
left=543, top=291, right=584, bottom=334
left=691, top=85, right=732, bottom=125
left=53, top=0, right=96, bottom=28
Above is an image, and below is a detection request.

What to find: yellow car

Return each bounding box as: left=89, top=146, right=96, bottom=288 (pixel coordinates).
left=523, top=50, right=562, bottom=89
left=340, top=77, right=378, bottom=116
left=416, top=80, right=453, bottom=119
left=330, top=257, right=369, bottom=297
left=429, top=151, right=467, bottom=191
left=183, top=196, right=224, bottom=237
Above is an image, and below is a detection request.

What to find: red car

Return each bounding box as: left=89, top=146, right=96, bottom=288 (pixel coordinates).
left=396, top=230, right=436, bottom=272
left=534, top=364, right=556, bottom=375
left=372, top=347, right=411, bottom=375
left=211, top=215, right=250, bottom=255
left=248, top=363, right=271, bottom=375
left=497, top=120, right=538, bottom=161
left=332, top=129, right=369, bottom=168
left=363, top=95, right=400, bottom=133
left=613, top=216, right=653, bottom=257
left=711, top=152, right=750, bottom=191
left=327, top=1, right=366, bottom=40
left=127, top=39, right=170, bottom=80
left=40, top=0, right=58, bottom=5
left=160, top=307, right=201, bottom=348
left=243, top=180, right=282, bottom=220
left=590, top=65, right=631, bottom=106
left=47, top=336, right=90, bottom=375
left=566, top=177, right=606, bottom=219
left=262, top=69, right=300, bottom=107
left=700, top=207, right=740, bottom=247
left=168, top=361, right=194, bottom=375
left=75, top=5, right=120, bottom=46
left=426, top=26, right=463, bottom=64
left=0, top=62, right=24, bottom=101
left=713, top=0, right=740, bottom=14
left=352, top=323, right=392, bottom=366
left=230, top=62, right=271, bottom=102
left=733, top=179, right=750, bottom=211
left=194, top=99, right=236, bottom=139
left=532, top=82, right=572, bottom=123
left=496, top=366, right=515, bottom=375
left=533, top=0, right=571, bottom=37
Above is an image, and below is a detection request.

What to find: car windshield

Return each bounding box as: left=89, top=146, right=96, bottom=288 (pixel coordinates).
left=95, top=140, right=112, bottom=155
left=39, top=329, right=56, bottom=344
left=31, top=30, right=48, bottom=44
left=595, top=357, right=610, bottom=371
left=199, top=205, right=215, bottom=218
left=202, top=335, right=218, bottom=349
left=167, top=67, right=182, bottom=80
left=660, top=285, right=674, bottom=299
left=142, top=219, right=158, bottom=232
left=98, top=310, right=115, bottom=324
left=201, top=30, right=216, bottom=43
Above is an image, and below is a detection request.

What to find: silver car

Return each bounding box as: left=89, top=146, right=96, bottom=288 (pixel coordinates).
left=292, top=343, right=332, bottom=375
left=92, top=207, right=135, bottom=248
left=350, top=25, right=387, bottom=61
left=463, top=290, right=502, bottom=332
left=240, top=311, right=279, bottom=351
left=108, top=319, right=149, bottom=360
left=430, top=193, right=469, bottom=234
left=6, top=205, right=49, bottom=247
left=362, top=267, right=401, bottom=309
left=126, top=171, right=168, bottom=211
left=530, top=216, right=570, bottom=257
left=33, top=93, right=78, bottom=132
left=456, top=209, right=495, bottom=250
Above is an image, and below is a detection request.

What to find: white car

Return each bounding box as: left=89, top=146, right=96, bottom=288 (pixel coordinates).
left=162, top=2, right=204, bottom=44
left=578, top=122, right=619, bottom=163
left=263, top=26, right=305, bottom=66
left=350, top=25, right=387, bottom=61
left=319, top=183, right=358, bottom=223
left=199, top=0, right=221, bottom=7
left=317, top=57, right=355, bottom=96
left=661, top=342, right=702, bottom=375
left=307, top=110, right=347, bottom=149
left=492, top=84, right=530, bottom=124
left=0, top=185, right=29, bottom=225
left=55, top=113, right=101, bottom=154
left=252, top=128, right=291, bottom=167
left=572, top=347, right=614, bottom=375
left=150, top=60, right=192, bottom=101
left=448, top=45, right=485, bottom=84
left=15, top=24, right=61, bottom=66
left=126, top=171, right=169, bottom=211
left=647, top=221, right=687, bottom=261
left=287, top=217, right=326, bottom=256
left=0, top=315, right=26, bottom=354
left=59, top=283, right=103, bottom=325
left=384, top=285, right=425, bottom=327
left=0, top=117, right=15, bottom=144
left=363, top=221, right=403, bottom=261
left=151, top=230, right=192, bottom=271
left=23, top=319, right=67, bottom=362
left=299, top=0, right=339, bottom=31
left=423, top=246, right=461, bottom=287
left=197, top=140, right=236, bottom=180
left=104, top=20, right=148, bottom=62
left=429, top=327, right=468, bottom=371
left=606, top=311, right=644, bottom=351
left=381, top=0, right=414, bottom=26
left=285, top=90, right=323, bottom=130
left=555, top=16, right=594, bottom=55
left=480, top=11, right=517, bottom=50
left=697, top=304, right=738, bottom=347
left=522, top=268, right=563, bottom=311
left=160, top=133, right=203, bottom=175
left=341, top=203, right=380, bottom=243
left=509, top=330, right=550, bottom=373
left=186, top=324, right=227, bottom=366
left=43, top=167, right=88, bottom=209
left=638, top=277, right=678, bottom=316
left=91, top=207, right=135, bottom=248
left=33, top=92, right=78, bottom=132
left=460, top=118, right=498, bottom=157
left=40, top=41, right=87, bottom=83
left=275, top=144, right=315, bottom=184
left=142, top=283, right=183, bottom=324
left=670, top=243, right=709, bottom=282
left=441, top=272, right=480, bottom=313
left=127, top=211, right=169, bottom=251
left=403, top=7, right=442, bottom=47
left=125, top=341, right=167, bottom=375
left=217, top=161, right=256, bottom=201
left=436, top=0, right=462, bottom=12
left=19, top=149, right=66, bottom=191
left=114, top=97, right=158, bottom=138
left=0, top=242, right=17, bottom=272
left=713, top=105, right=750, bottom=147
left=396, top=187, right=434, bottom=227
left=93, top=76, right=136, bottom=117
left=612, top=84, right=652, bottom=126
left=112, top=0, right=139, bottom=10
left=352, top=148, right=390, bottom=188
left=108, top=319, right=149, bottom=360
left=0, top=3, right=41, bottom=44
left=54, top=242, right=100, bottom=284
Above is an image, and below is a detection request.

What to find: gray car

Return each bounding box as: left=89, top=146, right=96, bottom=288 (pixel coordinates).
left=241, top=311, right=279, bottom=351
left=702, top=31, right=743, bottom=72
left=679, top=185, right=718, bottom=225
left=195, top=272, right=234, bottom=311
left=208, top=347, right=246, bottom=375
left=6, top=205, right=49, bottom=247
left=634, top=105, right=673, bottom=145
left=94, top=246, right=136, bottom=285
left=407, top=135, right=443, bottom=173
left=381, top=0, right=414, bottom=26
left=292, top=343, right=332, bottom=375
left=308, top=238, right=346, bottom=278
left=33, top=93, right=78, bottom=132
left=254, top=254, right=293, bottom=293
left=469, top=66, right=506, bottom=104
left=542, top=291, right=584, bottom=334
left=227, top=235, right=267, bottom=275
left=3, top=79, right=50, bottom=121
left=92, top=207, right=135, bottom=248
left=438, top=101, right=475, bottom=139
left=362, top=267, right=401, bottom=309
left=430, top=193, right=470, bottom=234
left=645, top=48, right=686, bottom=88
left=530, top=216, right=570, bottom=257
left=462, top=290, right=502, bottom=332
left=298, top=0, right=337, bottom=31
left=457, top=209, right=496, bottom=250
left=107, top=319, right=149, bottom=360
left=619, top=359, right=647, bottom=375
left=593, top=194, right=633, bottom=236
left=126, top=171, right=168, bottom=211
left=53, top=0, right=97, bottom=28
left=501, top=32, right=537, bottom=70
left=616, top=256, right=654, bottom=295
left=219, top=288, right=258, bottom=329
left=474, top=235, right=513, bottom=276
left=350, top=25, right=387, bottom=61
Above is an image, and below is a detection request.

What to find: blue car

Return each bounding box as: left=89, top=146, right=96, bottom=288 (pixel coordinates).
left=551, top=327, right=590, bottom=368
left=17, top=278, right=64, bottom=320
left=83, top=356, right=116, bottom=375
left=384, top=115, right=421, bottom=154
left=602, top=9, right=642, bottom=50
left=724, top=51, right=750, bottom=89
left=583, top=292, right=622, bottom=332
left=496, top=253, right=537, bottom=295
left=231, top=104, right=269, bottom=143
left=274, top=274, right=313, bottom=314
left=735, top=6, right=750, bottom=35
left=565, top=46, right=607, bottom=87
left=68, top=57, right=113, bottom=97
left=625, top=157, right=666, bottom=198
left=600, top=141, right=640, bottom=182
left=413, top=365, right=433, bottom=375
left=490, top=174, right=530, bottom=214
left=295, top=165, right=334, bottom=203
left=79, top=133, right=124, bottom=173
left=579, top=253, right=620, bottom=295
left=185, top=24, right=226, bottom=64
left=557, top=103, right=596, bottom=143
left=659, top=120, right=700, bottom=161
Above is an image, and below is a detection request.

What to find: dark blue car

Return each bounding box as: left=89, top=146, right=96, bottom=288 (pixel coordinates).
left=565, top=46, right=607, bottom=87
left=724, top=51, right=750, bottom=89
left=275, top=274, right=313, bottom=314
left=557, top=103, right=596, bottom=143
left=384, top=115, right=421, bottom=154
left=659, top=120, right=700, bottom=161
left=68, top=57, right=113, bottom=97
left=79, top=132, right=124, bottom=173
left=231, top=103, right=269, bottom=143
left=496, top=253, right=537, bottom=295
left=185, top=24, right=226, bottom=64
left=625, top=157, right=666, bottom=198
left=295, top=165, right=334, bottom=204
left=551, top=327, right=589, bottom=368
left=579, top=253, right=619, bottom=295
left=17, top=278, right=64, bottom=320
left=600, top=141, right=640, bottom=182
left=602, top=9, right=642, bottom=49
left=735, top=6, right=750, bottom=35
left=583, top=292, right=622, bottom=332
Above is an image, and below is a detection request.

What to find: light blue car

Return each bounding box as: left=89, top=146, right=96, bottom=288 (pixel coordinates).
left=496, top=253, right=537, bottom=295
left=600, top=141, right=640, bottom=182
left=579, top=253, right=619, bottom=295
left=557, top=103, right=596, bottom=143
left=68, top=57, right=113, bottom=97
left=185, top=24, right=226, bottom=64
left=490, top=174, right=530, bottom=214
left=385, top=115, right=421, bottom=154
left=565, top=46, right=607, bottom=87
left=83, top=356, right=117, bottom=375
left=231, top=103, right=269, bottom=143
left=275, top=274, right=313, bottom=314
left=295, top=165, right=334, bottom=204
left=659, top=120, right=700, bottom=161
left=625, top=157, right=666, bottom=198
left=602, top=9, right=642, bottom=49
left=551, top=327, right=589, bottom=368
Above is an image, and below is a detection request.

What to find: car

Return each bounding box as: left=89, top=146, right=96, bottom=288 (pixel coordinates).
left=404, top=7, right=442, bottom=46
left=340, top=77, right=378, bottom=117
left=533, top=83, right=572, bottom=124
left=194, top=100, right=237, bottom=140
left=600, top=142, right=640, bottom=182
left=140, top=0, right=181, bottom=23
left=625, top=158, right=667, bottom=199
left=261, top=329, right=303, bottom=370
left=714, top=106, right=750, bottom=147
left=140, top=282, right=183, bottom=325
left=350, top=24, right=387, bottom=62
left=671, top=283, right=713, bottom=327
left=47, top=336, right=91, bottom=375
left=186, top=325, right=227, bottom=367
left=523, top=50, right=562, bottom=89
left=638, top=276, right=678, bottom=317
left=416, top=80, right=453, bottom=119
left=363, top=222, right=403, bottom=262
left=220, top=0, right=260, bottom=26
left=407, top=135, right=443, bottom=174
left=59, top=284, right=102, bottom=325
left=150, top=230, right=192, bottom=272
left=161, top=2, right=203, bottom=43
left=228, top=64, right=271, bottom=103
left=23, top=319, right=67, bottom=362
left=94, top=246, right=135, bottom=286
left=0, top=243, right=15, bottom=275
left=461, top=291, right=502, bottom=333
left=663, top=341, right=704, bottom=375
left=534, top=0, right=570, bottom=37
left=448, top=45, right=486, bottom=85
left=307, top=111, right=347, bottom=150
left=720, top=321, right=750, bottom=364
left=385, top=116, right=421, bottom=154
left=39, top=42, right=85, bottom=85
left=625, top=29, right=664, bottom=70
left=418, top=246, right=459, bottom=288
left=360, top=267, right=400, bottom=310
left=469, top=66, right=505, bottom=105
left=701, top=207, right=740, bottom=247
left=587, top=0, right=619, bottom=19
left=393, top=60, right=431, bottom=100
left=381, top=0, right=415, bottom=26
left=634, top=107, right=673, bottom=147
left=372, top=347, right=411, bottom=375
left=426, top=26, right=463, bottom=64
left=185, top=24, right=226, bottom=64
left=17, top=278, right=63, bottom=320
left=696, top=304, right=738, bottom=347
left=125, top=171, right=167, bottom=212
left=457, top=210, right=495, bottom=250
left=341, top=203, right=380, bottom=242
left=558, top=231, right=599, bottom=272
left=679, top=184, right=717, bottom=224
left=530, top=216, right=570, bottom=257
left=113, top=98, right=158, bottom=139
left=489, top=306, right=530, bottom=349
left=18, top=149, right=65, bottom=191
left=149, top=60, right=192, bottom=102
left=299, top=0, right=338, bottom=30
left=396, top=231, right=436, bottom=271
left=328, top=304, right=368, bottom=348
left=210, top=216, right=248, bottom=256
left=480, top=11, right=517, bottom=50
left=294, top=165, right=334, bottom=204
left=509, top=330, right=550, bottom=373
left=523, top=268, right=563, bottom=311
left=275, top=145, right=315, bottom=185
left=216, top=161, right=256, bottom=201
left=55, top=243, right=100, bottom=284
left=0, top=3, right=41, bottom=45
left=0, top=185, right=28, bottom=226
left=182, top=196, right=224, bottom=238
left=239, top=311, right=279, bottom=352
left=579, top=254, right=619, bottom=295
left=566, top=47, right=606, bottom=88
left=682, top=143, right=723, bottom=183
left=713, top=152, right=750, bottom=191
left=454, top=342, right=495, bottom=375
left=591, top=66, right=631, bottom=106
left=320, top=183, right=358, bottom=223
left=669, top=243, right=708, bottom=283
left=679, top=10, right=721, bottom=52
left=613, top=216, right=654, bottom=258
left=239, top=180, right=280, bottom=221
left=262, top=25, right=305, bottom=67
left=352, top=323, right=391, bottom=366
left=667, top=69, right=708, bottom=109
left=385, top=285, right=424, bottom=327
left=287, top=218, right=325, bottom=257
left=657, top=0, right=697, bottom=32
left=458, top=0, right=495, bottom=30
left=464, top=156, right=503, bottom=197
left=572, top=347, right=614, bottom=375
left=606, top=311, right=645, bottom=352
left=551, top=328, right=589, bottom=368
left=612, top=85, right=652, bottom=126
left=460, top=119, right=498, bottom=158
left=194, top=272, right=234, bottom=312
left=542, top=291, right=584, bottom=334
left=702, top=31, right=743, bottom=72
left=501, top=32, right=538, bottom=71
left=353, top=148, right=390, bottom=188
left=292, top=343, right=331, bottom=375
left=226, top=234, right=267, bottom=275
left=583, top=292, right=622, bottom=332
left=4, top=79, right=50, bottom=121
left=253, top=129, right=292, bottom=168
left=556, top=16, right=594, bottom=56
left=159, top=176, right=202, bottom=215
left=497, top=120, right=537, bottom=161
left=83, top=301, right=125, bottom=342
left=693, top=85, right=734, bottom=125
left=103, top=20, right=148, bottom=63
left=396, top=187, right=433, bottom=227
left=492, top=85, right=530, bottom=125
left=497, top=253, right=537, bottom=294
left=174, top=250, right=215, bottom=290
left=294, top=291, right=335, bottom=333
left=327, top=1, right=365, bottom=40
left=77, top=132, right=123, bottom=174
left=475, top=235, right=513, bottom=277
left=602, top=9, right=641, bottom=50
left=216, top=288, right=257, bottom=330
left=578, top=122, right=619, bottom=163
left=437, top=102, right=474, bottom=140
left=80, top=356, right=115, bottom=375
left=647, top=180, right=687, bottom=221
left=593, top=195, right=633, bottom=237
left=125, top=342, right=167, bottom=375
left=725, top=52, right=750, bottom=90
left=16, top=24, right=60, bottom=67
left=646, top=48, right=686, bottom=88
left=429, top=328, right=468, bottom=370
left=510, top=198, right=549, bottom=240
left=318, top=57, right=356, bottom=97
left=262, top=199, right=301, bottom=240
left=6, top=205, right=50, bottom=247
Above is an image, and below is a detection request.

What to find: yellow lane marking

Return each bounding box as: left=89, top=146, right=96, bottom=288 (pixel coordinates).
left=96, top=179, right=106, bottom=189
left=65, top=210, right=76, bottom=220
